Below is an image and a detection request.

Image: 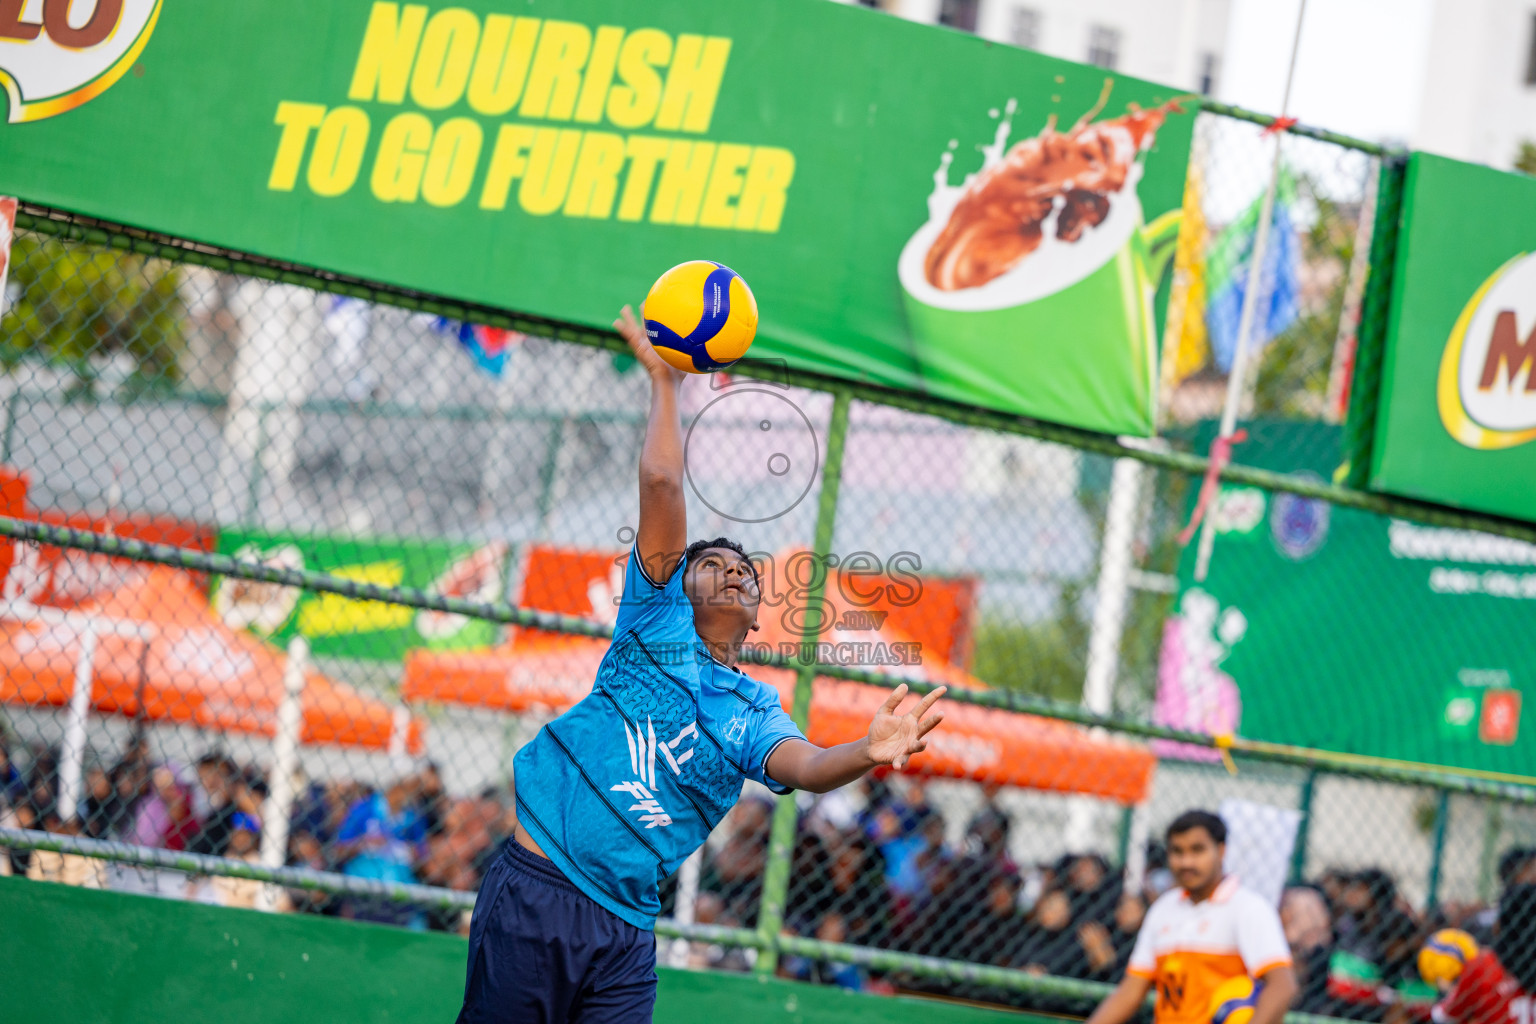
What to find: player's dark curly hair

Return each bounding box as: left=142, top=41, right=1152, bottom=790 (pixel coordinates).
left=684, top=537, right=761, bottom=589
left=1495, top=883, right=1536, bottom=990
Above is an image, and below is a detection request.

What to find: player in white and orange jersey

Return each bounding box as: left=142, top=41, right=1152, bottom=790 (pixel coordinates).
left=1085, top=811, right=1298, bottom=1024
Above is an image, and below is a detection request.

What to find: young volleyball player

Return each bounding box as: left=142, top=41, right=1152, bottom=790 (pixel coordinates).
left=455, top=305, right=947, bottom=1024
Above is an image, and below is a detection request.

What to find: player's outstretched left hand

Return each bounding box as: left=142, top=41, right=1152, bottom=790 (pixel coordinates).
left=615, top=304, right=686, bottom=386
left=866, top=683, right=946, bottom=770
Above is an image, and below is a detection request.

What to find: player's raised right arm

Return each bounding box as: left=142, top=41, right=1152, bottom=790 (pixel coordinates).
left=616, top=304, right=689, bottom=583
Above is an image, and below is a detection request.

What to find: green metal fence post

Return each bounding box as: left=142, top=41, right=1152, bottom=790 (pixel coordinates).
left=1116, top=805, right=1134, bottom=868
left=1289, top=770, right=1317, bottom=884
left=0, top=387, right=20, bottom=465
left=754, top=387, right=851, bottom=976
left=1426, top=789, right=1451, bottom=910
left=1479, top=799, right=1504, bottom=904
left=1340, top=154, right=1408, bottom=490
left=534, top=415, right=567, bottom=538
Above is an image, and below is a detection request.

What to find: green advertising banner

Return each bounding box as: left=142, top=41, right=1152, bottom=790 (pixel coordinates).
left=211, top=531, right=505, bottom=660
left=1370, top=153, right=1536, bottom=521
left=0, top=876, right=1029, bottom=1024
left=0, top=0, right=1194, bottom=436
left=1157, top=421, right=1535, bottom=775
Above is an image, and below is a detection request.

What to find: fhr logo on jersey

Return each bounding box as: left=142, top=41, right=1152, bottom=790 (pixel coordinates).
left=0, top=0, right=161, bottom=123
left=1439, top=252, right=1536, bottom=450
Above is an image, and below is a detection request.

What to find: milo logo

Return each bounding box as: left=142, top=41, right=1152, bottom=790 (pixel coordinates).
left=1439, top=251, right=1536, bottom=450
left=0, top=0, right=161, bottom=123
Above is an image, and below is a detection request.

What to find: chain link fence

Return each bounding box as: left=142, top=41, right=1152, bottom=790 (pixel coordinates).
left=4, top=106, right=1536, bottom=1018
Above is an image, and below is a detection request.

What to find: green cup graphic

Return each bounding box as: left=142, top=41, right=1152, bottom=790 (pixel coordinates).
left=899, top=175, right=1180, bottom=437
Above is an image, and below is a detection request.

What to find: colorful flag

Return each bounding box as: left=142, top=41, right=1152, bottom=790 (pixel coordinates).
left=1161, top=163, right=1212, bottom=388
left=433, top=318, right=523, bottom=377
left=1205, top=170, right=1301, bottom=373
left=0, top=197, right=16, bottom=316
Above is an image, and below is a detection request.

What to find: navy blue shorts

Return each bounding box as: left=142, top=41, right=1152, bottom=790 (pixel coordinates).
left=456, top=838, right=658, bottom=1024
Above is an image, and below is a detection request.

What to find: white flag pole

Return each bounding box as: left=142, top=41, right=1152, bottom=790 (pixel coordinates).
left=1194, top=0, right=1309, bottom=582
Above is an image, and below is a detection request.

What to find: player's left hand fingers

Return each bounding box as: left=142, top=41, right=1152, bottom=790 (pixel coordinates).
left=879, top=684, right=908, bottom=716
left=910, top=686, right=946, bottom=718
left=615, top=306, right=645, bottom=346
left=917, top=713, right=944, bottom=737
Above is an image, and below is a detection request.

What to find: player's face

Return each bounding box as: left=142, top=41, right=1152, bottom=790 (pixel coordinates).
left=686, top=547, right=760, bottom=620
left=1167, top=827, right=1223, bottom=896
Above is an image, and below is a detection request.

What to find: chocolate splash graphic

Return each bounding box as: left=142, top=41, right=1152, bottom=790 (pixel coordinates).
left=924, top=85, right=1184, bottom=292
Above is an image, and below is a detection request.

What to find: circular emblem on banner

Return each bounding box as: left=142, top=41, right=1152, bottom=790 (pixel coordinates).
left=0, top=0, right=163, bottom=124
left=1270, top=476, right=1330, bottom=561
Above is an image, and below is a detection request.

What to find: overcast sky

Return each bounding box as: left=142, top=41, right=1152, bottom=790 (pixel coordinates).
left=1219, top=0, right=1436, bottom=147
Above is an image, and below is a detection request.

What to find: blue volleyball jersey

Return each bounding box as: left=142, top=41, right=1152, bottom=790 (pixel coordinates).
left=513, top=545, right=806, bottom=931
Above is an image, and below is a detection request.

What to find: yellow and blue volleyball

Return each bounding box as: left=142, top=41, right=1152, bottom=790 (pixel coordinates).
left=642, top=261, right=757, bottom=373
left=1209, top=976, right=1263, bottom=1024
left=1419, top=929, right=1478, bottom=991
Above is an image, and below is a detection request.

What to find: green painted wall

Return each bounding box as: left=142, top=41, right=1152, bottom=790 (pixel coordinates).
left=0, top=876, right=1029, bottom=1023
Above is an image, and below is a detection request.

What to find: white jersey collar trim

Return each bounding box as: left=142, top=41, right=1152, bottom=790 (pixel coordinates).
left=1178, top=874, right=1241, bottom=905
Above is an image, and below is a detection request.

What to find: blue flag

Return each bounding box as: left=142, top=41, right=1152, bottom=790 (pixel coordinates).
left=1205, top=172, right=1301, bottom=373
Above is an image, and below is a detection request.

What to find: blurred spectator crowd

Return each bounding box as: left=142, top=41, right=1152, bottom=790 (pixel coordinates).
left=0, top=737, right=510, bottom=932
left=668, top=778, right=1536, bottom=1015
left=3, top=737, right=1533, bottom=1014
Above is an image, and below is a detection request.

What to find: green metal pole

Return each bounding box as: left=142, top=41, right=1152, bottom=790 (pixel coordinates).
left=534, top=415, right=566, bottom=539
left=0, top=388, right=20, bottom=465
left=1426, top=789, right=1451, bottom=910
left=1479, top=799, right=1504, bottom=904
left=1195, top=99, right=1399, bottom=156
left=19, top=208, right=1536, bottom=547
left=1289, top=770, right=1317, bottom=884
left=1340, top=155, right=1407, bottom=490
left=1116, top=805, right=1133, bottom=868
left=754, top=388, right=851, bottom=976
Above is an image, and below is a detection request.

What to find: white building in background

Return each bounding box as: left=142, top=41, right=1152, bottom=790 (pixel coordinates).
left=1413, top=0, right=1536, bottom=169
left=1211, top=0, right=1536, bottom=171
left=834, top=0, right=1231, bottom=96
